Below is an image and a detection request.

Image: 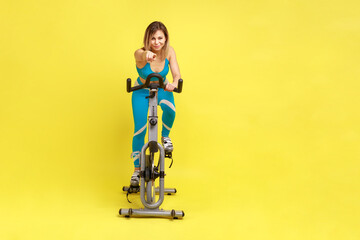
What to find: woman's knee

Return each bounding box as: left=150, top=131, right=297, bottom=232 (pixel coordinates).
left=161, top=104, right=176, bottom=120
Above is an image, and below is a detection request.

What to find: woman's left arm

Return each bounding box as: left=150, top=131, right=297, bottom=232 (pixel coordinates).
left=165, top=46, right=181, bottom=91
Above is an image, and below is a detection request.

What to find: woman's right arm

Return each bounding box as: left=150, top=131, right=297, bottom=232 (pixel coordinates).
left=134, top=49, right=156, bottom=63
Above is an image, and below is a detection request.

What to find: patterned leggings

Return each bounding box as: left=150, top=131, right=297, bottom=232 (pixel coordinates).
left=131, top=88, right=175, bottom=167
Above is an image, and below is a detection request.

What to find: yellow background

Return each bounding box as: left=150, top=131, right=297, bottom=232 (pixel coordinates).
left=1, top=0, right=360, bottom=239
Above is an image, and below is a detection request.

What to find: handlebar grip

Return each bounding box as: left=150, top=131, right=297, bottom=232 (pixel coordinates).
left=127, top=78, right=145, bottom=92
left=127, top=78, right=131, bottom=93
left=173, top=79, right=183, bottom=93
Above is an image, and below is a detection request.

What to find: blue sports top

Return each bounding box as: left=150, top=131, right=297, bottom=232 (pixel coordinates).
left=136, top=58, right=169, bottom=84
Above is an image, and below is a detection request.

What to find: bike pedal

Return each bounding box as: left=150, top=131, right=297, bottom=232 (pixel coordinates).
left=128, top=185, right=140, bottom=193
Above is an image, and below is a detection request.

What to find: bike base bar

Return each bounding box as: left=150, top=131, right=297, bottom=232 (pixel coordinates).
left=119, top=208, right=184, bottom=219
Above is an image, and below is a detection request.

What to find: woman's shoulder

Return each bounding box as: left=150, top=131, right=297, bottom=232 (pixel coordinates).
left=169, top=46, right=175, bottom=53
left=167, top=46, right=176, bottom=60
left=135, top=48, right=147, bottom=63
left=134, top=48, right=145, bottom=56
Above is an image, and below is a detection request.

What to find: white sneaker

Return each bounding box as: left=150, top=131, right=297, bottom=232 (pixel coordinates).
left=130, top=170, right=140, bottom=187
left=161, top=137, right=173, bottom=152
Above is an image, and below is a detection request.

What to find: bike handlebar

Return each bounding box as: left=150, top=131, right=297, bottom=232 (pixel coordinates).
left=127, top=73, right=183, bottom=93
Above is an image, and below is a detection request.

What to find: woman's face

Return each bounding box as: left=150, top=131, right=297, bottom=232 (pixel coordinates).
left=150, top=30, right=166, bottom=52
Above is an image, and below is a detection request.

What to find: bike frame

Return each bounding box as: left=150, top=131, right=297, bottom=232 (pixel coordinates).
left=119, top=73, right=184, bottom=219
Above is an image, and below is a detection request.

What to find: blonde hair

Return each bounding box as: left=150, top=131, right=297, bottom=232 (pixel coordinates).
left=143, top=21, right=169, bottom=60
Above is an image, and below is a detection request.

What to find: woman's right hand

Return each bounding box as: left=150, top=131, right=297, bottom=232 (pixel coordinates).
left=145, top=51, right=157, bottom=62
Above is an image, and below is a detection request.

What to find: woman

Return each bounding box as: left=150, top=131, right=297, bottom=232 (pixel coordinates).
left=130, top=21, right=181, bottom=186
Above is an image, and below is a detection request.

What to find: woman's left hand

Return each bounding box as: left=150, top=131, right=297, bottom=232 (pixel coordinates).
left=165, top=83, right=177, bottom=92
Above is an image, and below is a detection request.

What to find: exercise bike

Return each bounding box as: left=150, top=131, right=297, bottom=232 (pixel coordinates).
left=119, top=73, right=184, bottom=219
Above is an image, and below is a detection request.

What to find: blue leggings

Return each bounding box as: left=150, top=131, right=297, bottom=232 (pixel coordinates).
left=131, top=88, right=176, bottom=167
